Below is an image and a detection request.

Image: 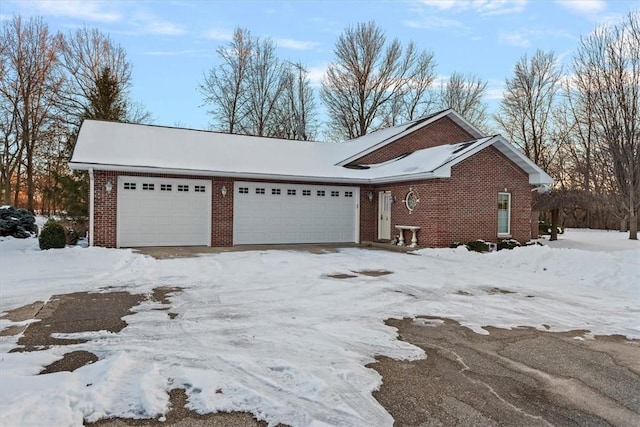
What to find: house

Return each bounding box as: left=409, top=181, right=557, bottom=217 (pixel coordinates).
left=69, top=109, right=553, bottom=249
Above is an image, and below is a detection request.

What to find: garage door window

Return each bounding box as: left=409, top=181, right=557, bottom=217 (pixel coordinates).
left=160, top=184, right=172, bottom=191
left=345, top=191, right=353, bottom=197
left=256, top=188, right=265, bottom=194
left=124, top=182, right=136, bottom=190
left=272, top=188, right=281, bottom=195
left=303, top=190, right=311, bottom=196
left=238, top=187, right=249, bottom=194
left=287, top=189, right=296, bottom=195
left=317, top=190, right=325, bottom=196
left=142, top=183, right=155, bottom=191
left=178, top=185, right=189, bottom=192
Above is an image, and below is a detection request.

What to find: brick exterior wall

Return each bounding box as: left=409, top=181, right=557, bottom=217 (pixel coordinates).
left=359, top=146, right=532, bottom=247
left=349, top=116, right=476, bottom=166
left=92, top=171, right=233, bottom=248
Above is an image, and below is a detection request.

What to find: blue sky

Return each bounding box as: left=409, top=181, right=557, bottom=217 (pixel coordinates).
left=2, top=0, right=638, bottom=131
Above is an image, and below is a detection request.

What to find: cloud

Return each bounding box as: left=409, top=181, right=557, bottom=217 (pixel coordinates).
left=555, top=0, right=606, bottom=15
left=405, top=16, right=464, bottom=29
left=274, top=38, right=320, bottom=50
left=17, top=0, right=122, bottom=22
left=498, top=28, right=574, bottom=47
left=203, top=28, right=234, bottom=41
left=306, top=64, right=328, bottom=87
left=499, top=32, right=531, bottom=47
left=419, top=0, right=528, bottom=16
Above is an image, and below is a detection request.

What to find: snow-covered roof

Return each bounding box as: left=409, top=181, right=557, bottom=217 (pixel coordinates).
left=69, top=114, right=552, bottom=185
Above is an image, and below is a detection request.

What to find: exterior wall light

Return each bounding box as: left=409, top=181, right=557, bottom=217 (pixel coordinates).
left=105, top=179, right=113, bottom=194
left=221, top=185, right=228, bottom=197
left=367, top=191, right=374, bottom=202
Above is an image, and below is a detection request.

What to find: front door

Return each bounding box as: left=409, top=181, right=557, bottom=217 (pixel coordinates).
left=378, top=191, right=392, bottom=240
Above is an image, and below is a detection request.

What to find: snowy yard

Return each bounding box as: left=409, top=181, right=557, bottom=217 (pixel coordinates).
left=0, top=229, right=638, bottom=426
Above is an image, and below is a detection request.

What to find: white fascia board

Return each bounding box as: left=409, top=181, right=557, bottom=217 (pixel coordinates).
left=488, top=137, right=554, bottom=185
left=69, top=162, right=371, bottom=184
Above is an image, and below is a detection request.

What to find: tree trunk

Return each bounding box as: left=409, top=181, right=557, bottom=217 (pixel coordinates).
left=550, top=208, right=559, bottom=241
left=620, top=216, right=628, bottom=232
left=630, top=212, right=638, bottom=240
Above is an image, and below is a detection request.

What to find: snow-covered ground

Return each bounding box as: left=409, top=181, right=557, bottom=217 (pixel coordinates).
left=0, top=230, right=638, bottom=426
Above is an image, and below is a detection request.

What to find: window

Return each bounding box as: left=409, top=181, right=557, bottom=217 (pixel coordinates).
left=124, top=182, right=136, bottom=190
left=317, top=190, right=325, bottom=196
left=302, top=190, right=311, bottom=196
left=256, top=188, right=265, bottom=194
left=195, top=185, right=206, bottom=193
left=178, top=185, right=189, bottom=192
left=272, top=188, right=281, bottom=195
left=498, top=192, right=511, bottom=235
left=287, top=189, right=296, bottom=196
left=331, top=191, right=339, bottom=197
left=238, top=187, right=249, bottom=194
left=160, top=184, right=172, bottom=191
left=345, top=191, right=353, bottom=198
left=142, top=183, right=155, bottom=191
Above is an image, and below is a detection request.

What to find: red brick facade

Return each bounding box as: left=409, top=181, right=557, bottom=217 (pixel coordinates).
left=349, top=117, right=475, bottom=166
left=358, top=146, right=533, bottom=247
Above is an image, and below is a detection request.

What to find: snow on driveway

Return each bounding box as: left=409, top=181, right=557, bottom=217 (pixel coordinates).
left=0, top=231, right=638, bottom=426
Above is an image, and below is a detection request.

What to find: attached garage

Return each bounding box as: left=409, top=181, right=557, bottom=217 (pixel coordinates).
left=233, top=181, right=359, bottom=245
left=117, top=176, right=211, bottom=247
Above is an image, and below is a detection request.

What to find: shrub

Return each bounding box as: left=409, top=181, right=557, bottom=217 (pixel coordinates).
left=0, top=206, right=37, bottom=238
left=39, top=220, right=67, bottom=250
left=498, top=239, right=521, bottom=251
left=466, top=239, right=490, bottom=252
left=449, top=241, right=464, bottom=248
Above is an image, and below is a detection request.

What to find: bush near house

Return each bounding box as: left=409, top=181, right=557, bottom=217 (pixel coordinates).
left=498, top=239, right=521, bottom=250
left=466, top=240, right=490, bottom=252
left=0, top=206, right=38, bottom=238
left=39, top=220, right=67, bottom=250
left=449, top=241, right=464, bottom=248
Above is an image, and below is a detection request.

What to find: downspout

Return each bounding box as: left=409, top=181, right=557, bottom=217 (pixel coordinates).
left=89, top=168, right=94, bottom=247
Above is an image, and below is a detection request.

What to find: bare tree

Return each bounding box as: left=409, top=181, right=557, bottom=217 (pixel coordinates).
left=242, top=37, right=285, bottom=137
left=321, top=22, right=436, bottom=139
left=273, top=62, right=317, bottom=140
left=495, top=50, right=563, bottom=170
left=572, top=11, right=640, bottom=239
left=436, top=72, right=490, bottom=132
left=0, top=16, right=63, bottom=211
left=60, top=27, right=150, bottom=130
left=199, top=27, right=253, bottom=133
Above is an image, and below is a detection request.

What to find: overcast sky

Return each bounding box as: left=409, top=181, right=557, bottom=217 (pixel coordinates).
left=3, top=0, right=638, bottom=131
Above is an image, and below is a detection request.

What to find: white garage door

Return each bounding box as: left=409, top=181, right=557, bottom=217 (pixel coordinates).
left=117, top=176, right=211, bottom=247
left=233, top=181, right=359, bottom=245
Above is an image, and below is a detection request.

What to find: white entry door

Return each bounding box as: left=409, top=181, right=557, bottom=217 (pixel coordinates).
left=117, top=176, right=211, bottom=247
left=378, top=191, right=392, bottom=240
left=233, top=181, right=359, bottom=245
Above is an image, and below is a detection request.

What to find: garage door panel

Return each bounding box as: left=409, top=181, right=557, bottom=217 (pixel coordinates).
left=117, top=177, right=211, bottom=247
left=233, top=181, right=358, bottom=245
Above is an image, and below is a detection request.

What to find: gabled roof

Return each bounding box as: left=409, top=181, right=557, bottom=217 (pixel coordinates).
left=335, top=109, right=486, bottom=166
left=69, top=114, right=552, bottom=185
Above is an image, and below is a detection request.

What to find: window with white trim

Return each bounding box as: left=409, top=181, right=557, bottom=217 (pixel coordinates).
left=497, top=192, right=511, bottom=235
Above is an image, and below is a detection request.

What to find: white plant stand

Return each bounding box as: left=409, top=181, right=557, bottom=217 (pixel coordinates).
left=395, top=225, right=421, bottom=248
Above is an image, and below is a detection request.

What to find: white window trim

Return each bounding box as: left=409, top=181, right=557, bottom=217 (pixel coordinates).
left=498, top=192, right=511, bottom=237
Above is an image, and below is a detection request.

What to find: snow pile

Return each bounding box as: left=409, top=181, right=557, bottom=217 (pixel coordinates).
left=0, top=231, right=638, bottom=426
